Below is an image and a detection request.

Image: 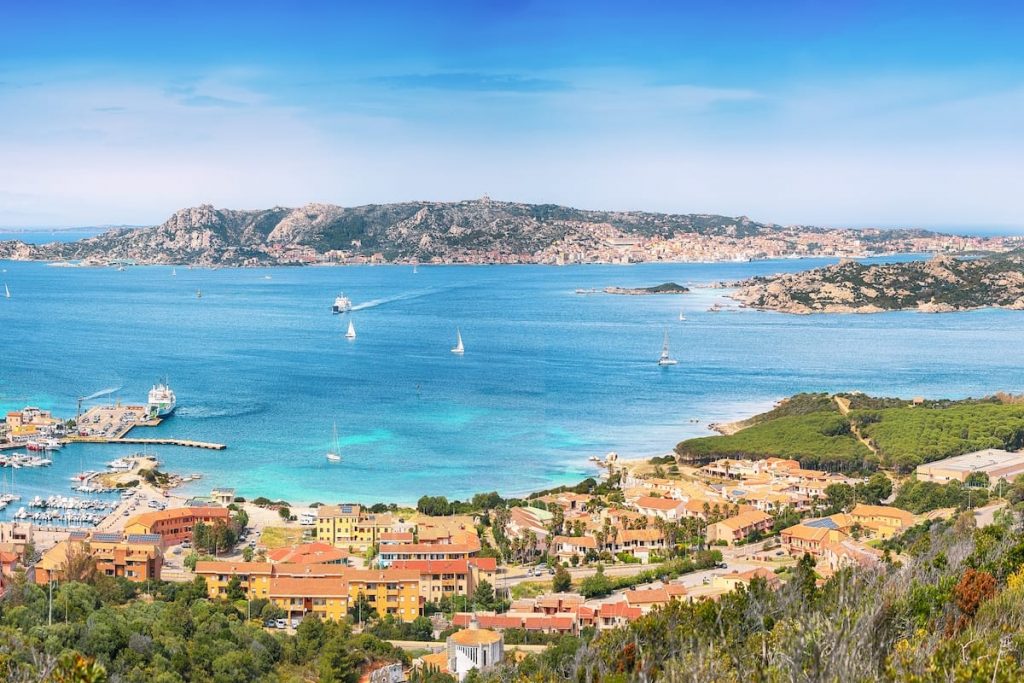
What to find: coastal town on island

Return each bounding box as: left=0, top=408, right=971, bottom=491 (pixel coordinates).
left=1, top=383, right=1018, bottom=681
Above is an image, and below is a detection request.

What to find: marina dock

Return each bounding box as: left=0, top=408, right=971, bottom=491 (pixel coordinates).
left=67, top=436, right=226, bottom=450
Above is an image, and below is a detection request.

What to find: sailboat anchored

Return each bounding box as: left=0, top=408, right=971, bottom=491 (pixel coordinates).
left=678, top=310, right=686, bottom=321
left=345, top=320, right=356, bottom=340
left=657, top=329, right=678, bottom=366
left=326, top=423, right=342, bottom=462
left=451, top=328, right=465, bottom=355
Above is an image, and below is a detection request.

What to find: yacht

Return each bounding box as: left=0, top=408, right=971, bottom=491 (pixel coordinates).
left=345, top=320, right=356, bottom=340
left=332, top=294, right=352, bottom=313
left=451, top=328, right=465, bottom=355
left=326, top=422, right=342, bottom=462
left=148, top=382, right=177, bottom=417
left=657, top=330, right=678, bottom=366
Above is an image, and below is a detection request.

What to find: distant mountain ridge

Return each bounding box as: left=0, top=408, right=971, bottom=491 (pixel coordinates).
left=0, top=198, right=974, bottom=266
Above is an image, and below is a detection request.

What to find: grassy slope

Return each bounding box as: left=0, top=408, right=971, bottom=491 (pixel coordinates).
left=677, top=394, right=1024, bottom=473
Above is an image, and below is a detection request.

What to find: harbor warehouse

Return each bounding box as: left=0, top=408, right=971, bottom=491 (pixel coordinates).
left=915, top=449, right=1024, bottom=485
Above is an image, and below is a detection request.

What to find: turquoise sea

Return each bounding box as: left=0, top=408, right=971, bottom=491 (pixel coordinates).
left=2, top=256, right=1023, bottom=512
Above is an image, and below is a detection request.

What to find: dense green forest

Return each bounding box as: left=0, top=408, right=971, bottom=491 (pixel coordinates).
left=852, top=403, right=1024, bottom=471
left=677, top=409, right=874, bottom=471
left=0, top=576, right=410, bottom=682
left=677, top=393, right=1024, bottom=474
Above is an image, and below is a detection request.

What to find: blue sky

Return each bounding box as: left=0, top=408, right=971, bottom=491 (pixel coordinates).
left=1, top=1, right=1022, bottom=229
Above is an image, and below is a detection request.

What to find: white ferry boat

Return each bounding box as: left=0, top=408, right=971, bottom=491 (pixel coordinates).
left=332, top=294, right=352, bottom=314
left=148, top=382, right=176, bottom=418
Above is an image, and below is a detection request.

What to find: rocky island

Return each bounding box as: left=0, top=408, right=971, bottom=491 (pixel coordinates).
left=603, top=282, right=689, bottom=295
left=0, top=199, right=1012, bottom=267
left=732, top=252, right=1024, bottom=313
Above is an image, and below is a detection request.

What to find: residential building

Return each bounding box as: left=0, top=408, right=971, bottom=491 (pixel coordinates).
left=34, top=532, right=163, bottom=585
left=268, top=542, right=350, bottom=565
left=848, top=504, right=915, bottom=539
left=377, top=539, right=480, bottom=567
left=705, top=510, right=774, bottom=546
left=124, top=506, right=230, bottom=547
left=633, top=496, right=687, bottom=521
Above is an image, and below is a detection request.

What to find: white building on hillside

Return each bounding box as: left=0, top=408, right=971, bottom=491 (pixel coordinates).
left=447, top=616, right=504, bottom=681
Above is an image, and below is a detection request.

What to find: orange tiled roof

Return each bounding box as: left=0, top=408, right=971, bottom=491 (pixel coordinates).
left=268, top=542, right=349, bottom=564
left=635, top=496, right=684, bottom=511
left=269, top=576, right=348, bottom=598
left=125, top=506, right=229, bottom=529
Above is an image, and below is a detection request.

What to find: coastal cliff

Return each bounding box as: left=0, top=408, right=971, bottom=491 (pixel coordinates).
left=732, top=252, right=1024, bottom=313
left=0, top=199, right=999, bottom=267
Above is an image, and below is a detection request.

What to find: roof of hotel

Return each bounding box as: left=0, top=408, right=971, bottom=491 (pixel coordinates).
left=125, top=506, right=229, bottom=528
left=469, top=557, right=497, bottom=571
left=850, top=504, right=915, bottom=525
left=618, top=528, right=665, bottom=542
left=450, top=627, right=503, bottom=646
left=390, top=559, right=471, bottom=574
left=268, top=542, right=349, bottom=564
left=634, top=496, right=685, bottom=511
left=379, top=541, right=480, bottom=555
left=317, top=503, right=361, bottom=518
left=195, top=561, right=274, bottom=575
left=781, top=523, right=841, bottom=543
left=624, top=586, right=687, bottom=605
left=269, top=576, right=348, bottom=598
left=345, top=568, right=421, bottom=582
left=710, top=510, right=773, bottom=530
left=552, top=535, right=598, bottom=549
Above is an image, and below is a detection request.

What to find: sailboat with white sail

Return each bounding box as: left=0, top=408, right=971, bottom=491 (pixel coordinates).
left=451, top=328, right=464, bottom=355
left=657, top=329, right=678, bottom=366
left=345, top=320, right=356, bottom=340
left=678, top=310, right=685, bottom=321
left=326, top=423, right=342, bottom=462
left=4, top=283, right=9, bottom=299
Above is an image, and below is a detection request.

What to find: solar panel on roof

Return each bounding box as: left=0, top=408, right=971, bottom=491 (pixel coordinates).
left=127, top=534, right=163, bottom=544
left=91, top=532, right=124, bottom=543
left=806, top=518, right=839, bottom=529
left=68, top=531, right=89, bottom=541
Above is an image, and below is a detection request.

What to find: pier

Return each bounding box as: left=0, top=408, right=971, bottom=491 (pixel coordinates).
left=67, top=436, right=226, bottom=450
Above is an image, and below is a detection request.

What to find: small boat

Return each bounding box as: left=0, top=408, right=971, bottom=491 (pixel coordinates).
left=657, top=330, right=678, bottom=366
left=451, top=328, right=465, bottom=355
left=196, top=289, right=203, bottom=299
left=678, top=310, right=686, bottom=321
left=4, top=283, right=9, bottom=299
left=326, top=422, right=342, bottom=462
left=413, top=263, right=418, bottom=274
left=172, top=268, right=177, bottom=276
left=345, top=320, right=356, bottom=340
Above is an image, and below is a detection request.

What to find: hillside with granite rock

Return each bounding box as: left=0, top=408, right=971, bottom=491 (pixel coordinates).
left=0, top=198, right=987, bottom=267
left=733, top=252, right=1024, bottom=313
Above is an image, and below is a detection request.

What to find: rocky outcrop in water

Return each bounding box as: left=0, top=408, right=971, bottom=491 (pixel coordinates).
left=733, top=253, right=1024, bottom=313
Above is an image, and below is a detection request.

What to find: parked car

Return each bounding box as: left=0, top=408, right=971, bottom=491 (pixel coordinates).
left=264, top=620, right=277, bottom=628
left=290, top=618, right=301, bottom=629
left=275, top=619, right=287, bottom=629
